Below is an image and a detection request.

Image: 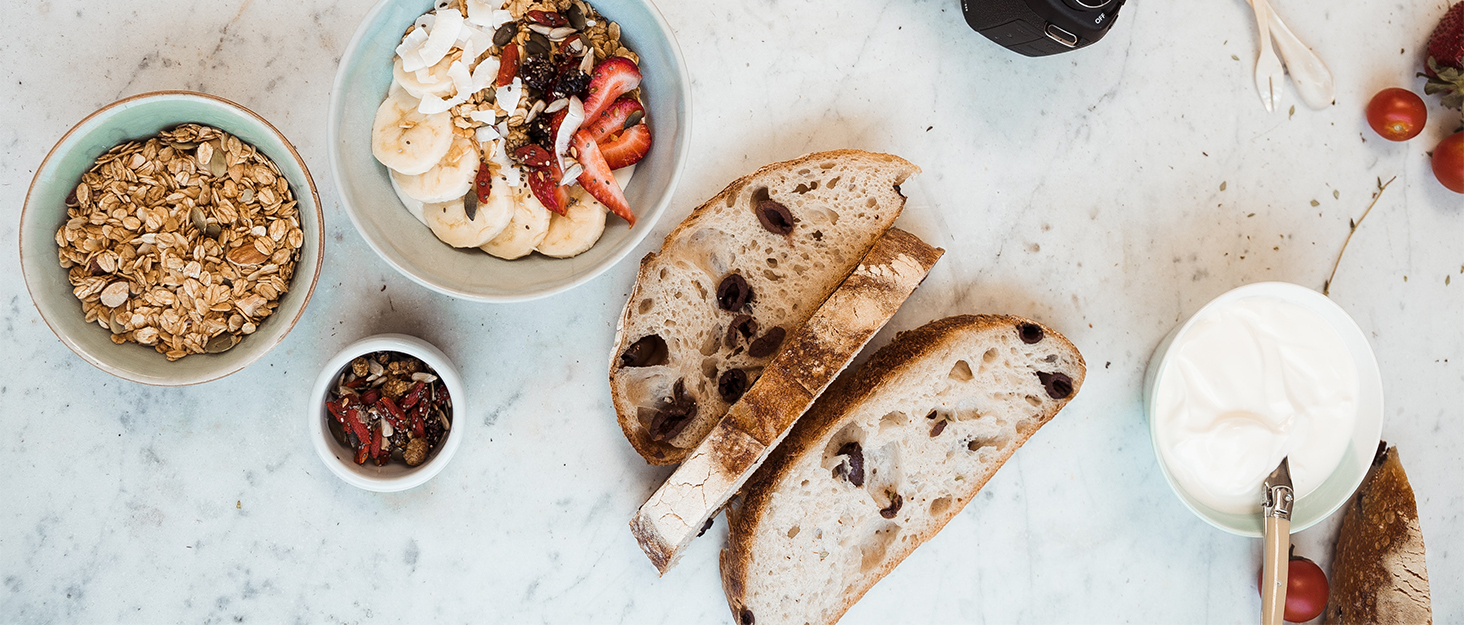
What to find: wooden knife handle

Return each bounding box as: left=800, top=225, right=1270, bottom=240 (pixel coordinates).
left=1261, top=515, right=1291, bottom=625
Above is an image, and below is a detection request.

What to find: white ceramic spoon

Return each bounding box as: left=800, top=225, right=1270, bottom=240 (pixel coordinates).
left=1246, top=0, right=1336, bottom=109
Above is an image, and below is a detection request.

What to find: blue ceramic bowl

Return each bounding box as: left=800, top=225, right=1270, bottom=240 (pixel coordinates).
left=328, top=0, right=691, bottom=302
left=20, top=91, right=325, bottom=386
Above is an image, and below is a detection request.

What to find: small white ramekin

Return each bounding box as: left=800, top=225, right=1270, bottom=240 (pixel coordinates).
left=308, top=333, right=466, bottom=492
left=1142, top=282, right=1383, bottom=537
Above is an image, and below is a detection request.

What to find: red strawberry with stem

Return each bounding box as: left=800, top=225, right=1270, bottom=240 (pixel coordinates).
left=1422, top=2, right=1464, bottom=110
left=572, top=130, right=634, bottom=225
left=582, top=57, right=642, bottom=123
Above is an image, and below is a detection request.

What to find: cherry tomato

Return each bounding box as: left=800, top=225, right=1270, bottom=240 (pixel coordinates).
left=1432, top=131, right=1464, bottom=194
left=1257, top=555, right=1329, bottom=623
left=1365, top=88, right=1427, bottom=141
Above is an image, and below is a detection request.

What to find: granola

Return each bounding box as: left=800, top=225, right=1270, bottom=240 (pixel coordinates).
left=54, top=124, right=304, bottom=361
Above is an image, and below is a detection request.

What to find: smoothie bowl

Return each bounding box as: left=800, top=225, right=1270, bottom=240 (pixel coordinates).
left=1142, top=282, right=1384, bottom=536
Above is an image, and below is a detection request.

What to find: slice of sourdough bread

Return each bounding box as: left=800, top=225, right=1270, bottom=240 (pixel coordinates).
left=631, top=228, right=943, bottom=574
left=720, top=315, right=1086, bottom=625
left=610, top=150, right=920, bottom=465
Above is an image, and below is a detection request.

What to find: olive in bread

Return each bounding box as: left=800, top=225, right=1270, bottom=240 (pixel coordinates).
left=720, top=315, right=1085, bottom=625
left=609, top=150, right=920, bottom=465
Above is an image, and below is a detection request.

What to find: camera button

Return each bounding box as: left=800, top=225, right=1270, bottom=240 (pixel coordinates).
left=1044, top=24, right=1079, bottom=48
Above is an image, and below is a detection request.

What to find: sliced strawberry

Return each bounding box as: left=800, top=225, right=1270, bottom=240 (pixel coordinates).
left=580, top=97, right=645, bottom=143
left=512, top=144, right=555, bottom=169
left=582, top=57, right=642, bottom=123
left=474, top=160, right=492, bottom=203
left=496, top=43, right=519, bottom=88
left=600, top=123, right=651, bottom=170
left=573, top=131, right=634, bottom=225
left=527, top=167, right=566, bottom=215
left=548, top=109, right=567, bottom=145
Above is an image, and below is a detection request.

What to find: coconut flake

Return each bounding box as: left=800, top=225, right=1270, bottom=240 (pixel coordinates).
left=474, top=124, right=500, bottom=143
left=418, top=92, right=457, bottom=115
left=559, top=160, right=584, bottom=186
left=489, top=9, right=514, bottom=29
left=464, top=0, right=506, bottom=26
left=447, top=59, right=473, bottom=97
left=418, top=8, right=464, bottom=70
left=494, top=77, right=523, bottom=117
left=489, top=139, right=522, bottom=188
left=469, top=56, right=500, bottom=93
left=396, top=27, right=431, bottom=72
left=554, top=96, right=585, bottom=169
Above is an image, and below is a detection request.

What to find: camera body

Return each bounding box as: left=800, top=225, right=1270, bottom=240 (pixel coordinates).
left=961, top=0, right=1124, bottom=57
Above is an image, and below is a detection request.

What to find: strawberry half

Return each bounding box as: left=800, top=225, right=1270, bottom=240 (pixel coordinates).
left=1424, top=2, right=1464, bottom=110
left=580, top=97, right=644, bottom=143
left=526, top=166, right=568, bottom=215
left=572, top=131, right=634, bottom=225
left=582, top=57, right=642, bottom=123
left=600, top=124, right=651, bottom=170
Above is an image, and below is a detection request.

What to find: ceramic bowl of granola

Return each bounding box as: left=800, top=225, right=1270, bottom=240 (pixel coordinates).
left=329, top=0, right=690, bottom=302
left=309, top=333, right=466, bottom=492
left=20, top=91, right=324, bottom=386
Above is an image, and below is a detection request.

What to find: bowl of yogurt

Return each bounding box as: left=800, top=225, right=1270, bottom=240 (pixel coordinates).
left=1143, top=282, right=1383, bottom=536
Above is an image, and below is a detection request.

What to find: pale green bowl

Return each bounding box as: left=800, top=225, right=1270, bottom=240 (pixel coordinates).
left=1142, top=282, right=1384, bottom=537
left=19, top=91, right=325, bottom=386
left=328, top=0, right=691, bottom=302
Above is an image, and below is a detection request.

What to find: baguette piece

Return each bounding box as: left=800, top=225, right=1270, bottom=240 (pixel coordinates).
left=631, top=229, right=943, bottom=573
left=1323, top=445, right=1432, bottom=624
left=610, top=151, right=920, bottom=465
left=721, top=315, right=1085, bottom=625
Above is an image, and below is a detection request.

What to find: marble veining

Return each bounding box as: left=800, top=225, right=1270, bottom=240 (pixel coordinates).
left=2, top=0, right=1461, bottom=623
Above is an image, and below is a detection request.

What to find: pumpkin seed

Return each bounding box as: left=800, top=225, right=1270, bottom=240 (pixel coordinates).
left=205, top=334, right=238, bottom=354
left=108, top=314, right=125, bottom=335
left=208, top=146, right=227, bottom=177
left=624, top=110, right=644, bottom=129
left=240, top=188, right=254, bottom=203
left=493, top=21, right=517, bottom=47
left=206, top=223, right=222, bottom=239
left=566, top=4, right=586, bottom=30
left=190, top=206, right=207, bottom=231
left=464, top=191, right=478, bottom=222
left=526, top=32, right=551, bottom=56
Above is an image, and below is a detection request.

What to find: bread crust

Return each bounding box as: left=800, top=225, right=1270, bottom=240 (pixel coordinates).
left=610, top=150, right=920, bottom=465
left=1323, top=446, right=1432, bottom=625
left=629, top=229, right=943, bottom=573
left=721, top=315, right=1085, bottom=625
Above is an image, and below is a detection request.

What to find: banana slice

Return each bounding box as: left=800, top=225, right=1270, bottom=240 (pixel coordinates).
left=388, top=173, right=428, bottom=227
left=393, top=56, right=454, bottom=100
left=481, top=191, right=551, bottom=259
left=536, top=189, right=608, bottom=258
left=371, top=88, right=454, bottom=175
left=390, top=135, right=480, bottom=203
left=423, top=192, right=511, bottom=248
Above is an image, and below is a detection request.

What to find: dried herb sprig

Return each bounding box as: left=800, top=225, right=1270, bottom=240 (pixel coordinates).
left=1323, top=176, right=1397, bottom=296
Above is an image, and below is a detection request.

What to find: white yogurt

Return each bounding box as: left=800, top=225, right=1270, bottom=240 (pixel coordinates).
left=1153, top=296, right=1358, bottom=514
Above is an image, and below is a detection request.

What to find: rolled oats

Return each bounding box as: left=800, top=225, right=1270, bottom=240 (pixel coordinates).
left=55, top=124, right=304, bottom=361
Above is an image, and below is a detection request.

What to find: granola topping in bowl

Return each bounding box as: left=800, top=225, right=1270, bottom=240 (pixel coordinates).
left=371, top=0, right=653, bottom=260
left=54, top=124, right=304, bottom=361
left=324, top=351, right=453, bottom=467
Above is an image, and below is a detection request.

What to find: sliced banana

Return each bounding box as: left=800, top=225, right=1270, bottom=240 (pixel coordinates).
left=391, top=135, right=480, bottom=203
left=371, top=88, right=454, bottom=175
left=393, top=56, right=454, bottom=100
left=481, top=191, right=551, bottom=259
left=536, top=189, right=608, bottom=258
left=423, top=192, right=510, bottom=248
left=388, top=173, right=428, bottom=226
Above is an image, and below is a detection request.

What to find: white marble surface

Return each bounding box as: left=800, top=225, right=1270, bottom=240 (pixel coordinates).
left=2, top=0, right=1461, bottom=622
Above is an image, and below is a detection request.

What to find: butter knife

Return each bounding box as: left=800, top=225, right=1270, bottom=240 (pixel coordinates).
left=1261, top=457, right=1293, bottom=625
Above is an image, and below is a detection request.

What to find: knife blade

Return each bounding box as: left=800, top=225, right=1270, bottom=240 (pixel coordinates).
left=1261, top=457, right=1293, bottom=625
